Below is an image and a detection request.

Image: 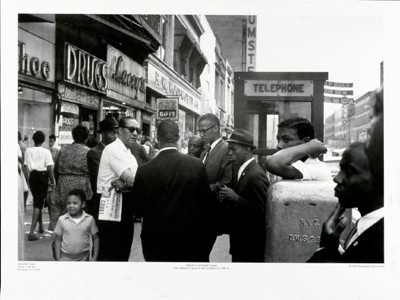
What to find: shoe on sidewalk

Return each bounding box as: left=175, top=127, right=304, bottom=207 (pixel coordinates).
left=28, top=234, right=39, bottom=241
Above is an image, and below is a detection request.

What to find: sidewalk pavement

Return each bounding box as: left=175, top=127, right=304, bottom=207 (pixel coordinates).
left=23, top=204, right=232, bottom=262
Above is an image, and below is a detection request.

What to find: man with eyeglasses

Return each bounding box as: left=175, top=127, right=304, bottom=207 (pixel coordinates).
left=197, top=113, right=233, bottom=237
left=96, top=116, right=139, bottom=261
left=87, top=115, right=119, bottom=221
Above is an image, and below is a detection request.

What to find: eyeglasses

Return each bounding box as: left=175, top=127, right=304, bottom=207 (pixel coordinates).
left=197, top=124, right=215, bottom=135
left=121, top=126, right=141, bottom=133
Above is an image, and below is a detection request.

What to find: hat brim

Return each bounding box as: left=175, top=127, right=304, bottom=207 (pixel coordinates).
left=97, top=126, right=119, bottom=133
left=226, top=139, right=256, bottom=150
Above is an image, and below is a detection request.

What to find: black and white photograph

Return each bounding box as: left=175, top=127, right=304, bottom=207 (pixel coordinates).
left=2, top=0, right=400, bottom=299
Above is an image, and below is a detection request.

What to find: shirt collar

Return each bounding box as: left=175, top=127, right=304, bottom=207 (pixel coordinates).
left=65, top=210, right=89, bottom=220
left=357, top=207, right=384, bottom=237
left=238, top=157, right=255, bottom=178
left=159, top=147, right=178, bottom=153
left=210, top=138, right=222, bottom=151
left=115, top=138, right=129, bottom=151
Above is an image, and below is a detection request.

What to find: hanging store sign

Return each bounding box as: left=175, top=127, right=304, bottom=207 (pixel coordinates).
left=244, top=80, right=313, bottom=97
left=64, top=43, right=107, bottom=94
left=246, top=16, right=257, bottom=72
left=107, top=45, right=146, bottom=102
left=156, top=97, right=179, bottom=122
left=58, top=82, right=100, bottom=109
left=18, top=29, right=55, bottom=82
left=147, top=61, right=201, bottom=115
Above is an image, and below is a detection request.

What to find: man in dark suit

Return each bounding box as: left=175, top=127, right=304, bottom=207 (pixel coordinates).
left=219, top=129, right=270, bottom=262
left=197, top=113, right=232, bottom=194
left=86, top=115, right=118, bottom=220
left=197, top=113, right=233, bottom=236
left=133, top=120, right=218, bottom=262
left=308, top=87, right=384, bottom=263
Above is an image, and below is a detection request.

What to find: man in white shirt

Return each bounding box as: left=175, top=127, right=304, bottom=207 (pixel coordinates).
left=265, top=117, right=331, bottom=181
left=96, top=116, right=139, bottom=261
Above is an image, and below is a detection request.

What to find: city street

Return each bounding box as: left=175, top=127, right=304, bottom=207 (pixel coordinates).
left=23, top=204, right=232, bottom=263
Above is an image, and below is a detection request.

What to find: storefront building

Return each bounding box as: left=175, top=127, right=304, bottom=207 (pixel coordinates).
left=55, top=15, right=161, bottom=143
left=106, top=45, right=152, bottom=135
left=146, top=54, right=202, bottom=141
left=18, top=17, right=56, bottom=146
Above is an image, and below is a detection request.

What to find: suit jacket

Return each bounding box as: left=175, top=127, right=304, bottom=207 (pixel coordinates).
left=226, top=160, right=270, bottom=262
left=130, top=142, right=150, bottom=166
left=87, top=143, right=105, bottom=195
left=200, top=139, right=232, bottom=193
left=308, top=218, right=384, bottom=263
left=133, top=149, right=218, bottom=262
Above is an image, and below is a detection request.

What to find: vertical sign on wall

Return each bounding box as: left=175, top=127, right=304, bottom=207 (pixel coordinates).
left=58, top=102, right=79, bottom=144
left=246, top=15, right=257, bottom=72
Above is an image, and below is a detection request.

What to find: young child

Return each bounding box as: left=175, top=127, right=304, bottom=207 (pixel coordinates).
left=54, top=189, right=99, bottom=261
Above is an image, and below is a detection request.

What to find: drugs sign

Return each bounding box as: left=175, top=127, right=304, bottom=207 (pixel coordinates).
left=156, top=97, right=179, bottom=122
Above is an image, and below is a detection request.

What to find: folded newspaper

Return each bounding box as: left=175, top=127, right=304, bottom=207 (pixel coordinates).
left=99, top=187, right=122, bottom=222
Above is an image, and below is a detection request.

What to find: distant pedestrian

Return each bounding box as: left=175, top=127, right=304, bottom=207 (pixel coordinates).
left=47, top=134, right=61, bottom=231
left=54, top=189, right=99, bottom=261
left=18, top=131, right=29, bottom=208
left=188, top=136, right=205, bottom=158
left=53, top=125, right=92, bottom=229
left=24, top=131, right=56, bottom=241
left=130, top=141, right=150, bottom=166
left=133, top=120, right=218, bottom=262
left=49, top=134, right=61, bottom=162
left=180, top=141, right=188, bottom=154
left=219, top=129, right=269, bottom=262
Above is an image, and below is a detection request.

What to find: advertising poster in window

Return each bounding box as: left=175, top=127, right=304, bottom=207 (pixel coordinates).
left=156, top=97, right=179, bottom=122
left=58, top=101, right=79, bottom=144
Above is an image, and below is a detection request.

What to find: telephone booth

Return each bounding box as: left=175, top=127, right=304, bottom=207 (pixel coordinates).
left=234, top=72, right=328, bottom=157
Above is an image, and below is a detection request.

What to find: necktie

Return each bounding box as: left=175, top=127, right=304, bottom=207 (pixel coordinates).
left=344, top=220, right=359, bottom=250
left=202, top=147, right=211, bottom=164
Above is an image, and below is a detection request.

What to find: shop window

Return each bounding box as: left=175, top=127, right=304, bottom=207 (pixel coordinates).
left=18, top=100, right=53, bottom=148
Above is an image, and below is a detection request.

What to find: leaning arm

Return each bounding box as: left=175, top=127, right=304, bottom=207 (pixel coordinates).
left=265, top=139, right=326, bottom=179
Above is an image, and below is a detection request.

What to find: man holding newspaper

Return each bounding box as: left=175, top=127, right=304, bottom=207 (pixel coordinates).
left=96, top=116, right=139, bottom=261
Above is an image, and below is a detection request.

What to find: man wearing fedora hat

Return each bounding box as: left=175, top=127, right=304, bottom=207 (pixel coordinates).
left=87, top=115, right=119, bottom=219
left=219, top=129, right=270, bottom=262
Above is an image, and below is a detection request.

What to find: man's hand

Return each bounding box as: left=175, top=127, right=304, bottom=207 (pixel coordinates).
left=306, top=139, right=328, bottom=159
left=219, top=186, right=240, bottom=203
left=319, top=203, right=348, bottom=249
left=110, top=179, right=126, bottom=192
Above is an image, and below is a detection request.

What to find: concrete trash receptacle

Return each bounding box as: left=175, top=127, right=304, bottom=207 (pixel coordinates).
left=265, top=180, right=350, bottom=262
